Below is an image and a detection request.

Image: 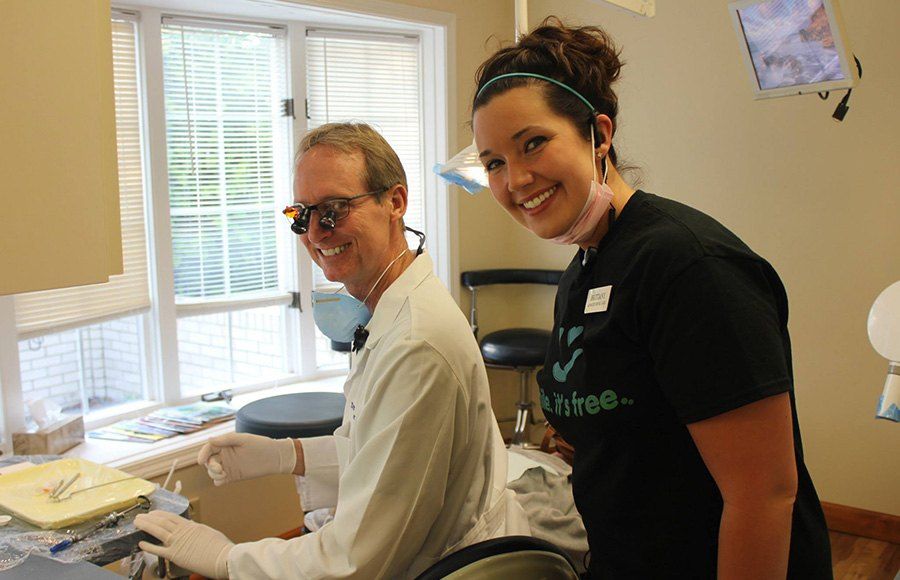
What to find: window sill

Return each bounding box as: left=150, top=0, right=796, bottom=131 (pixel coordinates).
left=83, top=399, right=161, bottom=431
left=64, top=375, right=345, bottom=480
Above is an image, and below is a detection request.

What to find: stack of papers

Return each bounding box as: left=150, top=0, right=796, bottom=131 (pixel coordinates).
left=88, top=403, right=234, bottom=443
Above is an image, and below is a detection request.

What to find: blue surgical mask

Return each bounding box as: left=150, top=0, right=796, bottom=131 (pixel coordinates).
left=311, top=247, right=410, bottom=344
left=311, top=291, right=372, bottom=344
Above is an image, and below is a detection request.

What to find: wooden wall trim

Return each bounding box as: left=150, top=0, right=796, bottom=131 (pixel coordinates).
left=822, top=502, right=900, bottom=544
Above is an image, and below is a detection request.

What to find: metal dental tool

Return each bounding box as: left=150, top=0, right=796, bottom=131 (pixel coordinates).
left=54, top=475, right=142, bottom=501
left=49, top=495, right=151, bottom=554
left=48, top=472, right=81, bottom=501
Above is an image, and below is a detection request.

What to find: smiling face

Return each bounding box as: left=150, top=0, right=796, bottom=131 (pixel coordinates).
left=473, top=86, right=598, bottom=240
left=293, top=145, right=399, bottom=298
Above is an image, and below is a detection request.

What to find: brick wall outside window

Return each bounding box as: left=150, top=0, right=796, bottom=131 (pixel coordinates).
left=18, top=315, right=145, bottom=417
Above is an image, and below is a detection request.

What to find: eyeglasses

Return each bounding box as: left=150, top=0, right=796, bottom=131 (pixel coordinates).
left=282, top=188, right=389, bottom=235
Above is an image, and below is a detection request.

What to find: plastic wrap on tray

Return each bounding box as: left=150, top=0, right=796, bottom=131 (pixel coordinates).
left=0, top=456, right=189, bottom=572
left=0, top=458, right=155, bottom=529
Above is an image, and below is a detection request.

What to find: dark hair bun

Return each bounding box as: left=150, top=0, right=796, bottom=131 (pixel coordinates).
left=515, top=17, right=623, bottom=89
left=474, top=17, right=625, bottom=161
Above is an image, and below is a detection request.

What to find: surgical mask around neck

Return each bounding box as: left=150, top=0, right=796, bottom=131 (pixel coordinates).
left=550, top=130, right=614, bottom=246
left=311, top=247, right=409, bottom=344
left=311, top=292, right=372, bottom=344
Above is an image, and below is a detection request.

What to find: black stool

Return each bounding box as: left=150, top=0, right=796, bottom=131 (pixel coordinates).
left=236, top=392, right=345, bottom=439
left=461, top=269, right=562, bottom=446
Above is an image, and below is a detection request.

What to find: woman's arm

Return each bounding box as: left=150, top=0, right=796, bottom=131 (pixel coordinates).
left=686, top=391, right=798, bottom=580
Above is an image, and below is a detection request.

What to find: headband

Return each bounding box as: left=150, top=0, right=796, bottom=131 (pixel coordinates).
left=475, top=72, right=597, bottom=115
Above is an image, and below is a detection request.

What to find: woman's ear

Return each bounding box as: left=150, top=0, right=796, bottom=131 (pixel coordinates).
left=592, top=114, right=614, bottom=158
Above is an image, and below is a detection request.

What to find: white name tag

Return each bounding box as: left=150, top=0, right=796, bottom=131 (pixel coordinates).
left=585, top=285, right=612, bottom=314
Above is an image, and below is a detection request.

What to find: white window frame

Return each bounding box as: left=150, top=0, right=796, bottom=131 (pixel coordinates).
left=0, top=0, right=455, bottom=450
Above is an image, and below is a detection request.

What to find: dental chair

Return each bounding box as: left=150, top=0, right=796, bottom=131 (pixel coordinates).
left=415, top=536, right=579, bottom=580
left=460, top=269, right=563, bottom=446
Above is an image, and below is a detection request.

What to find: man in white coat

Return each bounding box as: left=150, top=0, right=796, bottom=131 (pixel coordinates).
left=135, top=122, right=529, bottom=579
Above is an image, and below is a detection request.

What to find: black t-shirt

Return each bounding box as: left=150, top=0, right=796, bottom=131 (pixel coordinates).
left=536, top=191, right=831, bottom=579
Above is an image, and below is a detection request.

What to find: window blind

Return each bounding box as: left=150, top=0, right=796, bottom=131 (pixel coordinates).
left=161, top=19, right=288, bottom=301
left=15, top=17, right=150, bottom=339
left=306, top=29, right=424, bottom=288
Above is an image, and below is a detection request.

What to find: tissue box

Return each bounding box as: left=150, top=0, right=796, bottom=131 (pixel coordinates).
left=12, top=415, right=85, bottom=455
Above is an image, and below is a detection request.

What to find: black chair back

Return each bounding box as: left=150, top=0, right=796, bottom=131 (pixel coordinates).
left=460, top=269, right=562, bottom=338
left=414, top=535, right=578, bottom=580
left=461, top=269, right=562, bottom=289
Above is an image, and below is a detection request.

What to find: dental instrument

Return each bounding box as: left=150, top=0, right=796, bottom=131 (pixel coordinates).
left=49, top=495, right=151, bottom=554
left=49, top=472, right=81, bottom=501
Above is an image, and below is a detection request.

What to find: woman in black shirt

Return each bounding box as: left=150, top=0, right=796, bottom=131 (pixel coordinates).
left=471, top=18, right=831, bottom=579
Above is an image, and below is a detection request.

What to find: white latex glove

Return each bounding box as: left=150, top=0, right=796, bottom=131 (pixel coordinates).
left=135, top=510, right=233, bottom=579
left=197, top=432, right=296, bottom=486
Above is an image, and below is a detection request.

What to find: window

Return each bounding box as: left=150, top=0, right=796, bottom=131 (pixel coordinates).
left=0, top=2, right=449, bottom=441
left=18, top=315, right=146, bottom=417
left=160, top=20, right=293, bottom=395
left=162, top=21, right=287, bottom=300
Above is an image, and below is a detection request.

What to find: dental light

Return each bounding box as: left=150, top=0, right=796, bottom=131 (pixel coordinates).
left=867, top=281, right=900, bottom=422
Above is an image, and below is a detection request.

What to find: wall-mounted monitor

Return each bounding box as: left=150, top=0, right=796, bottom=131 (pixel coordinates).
left=729, top=0, right=857, bottom=99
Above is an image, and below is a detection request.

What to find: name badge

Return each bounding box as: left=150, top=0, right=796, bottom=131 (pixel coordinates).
left=585, top=285, right=612, bottom=314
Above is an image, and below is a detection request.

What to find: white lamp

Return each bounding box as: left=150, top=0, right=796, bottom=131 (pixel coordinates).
left=867, top=281, right=900, bottom=422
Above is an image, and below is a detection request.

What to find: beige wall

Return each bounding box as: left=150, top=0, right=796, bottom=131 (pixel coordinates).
left=445, top=0, right=899, bottom=515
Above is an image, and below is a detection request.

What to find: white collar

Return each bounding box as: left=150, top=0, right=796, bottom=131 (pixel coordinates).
left=362, top=252, right=433, bottom=350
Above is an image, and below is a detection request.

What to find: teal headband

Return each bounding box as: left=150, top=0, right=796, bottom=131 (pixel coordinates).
left=475, top=72, right=597, bottom=114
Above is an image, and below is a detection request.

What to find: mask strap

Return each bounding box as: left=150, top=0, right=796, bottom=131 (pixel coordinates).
left=590, top=128, right=609, bottom=186
left=362, top=248, right=409, bottom=305
left=329, top=228, right=424, bottom=300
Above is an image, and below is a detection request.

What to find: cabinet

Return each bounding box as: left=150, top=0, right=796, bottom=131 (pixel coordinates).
left=0, top=0, right=121, bottom=296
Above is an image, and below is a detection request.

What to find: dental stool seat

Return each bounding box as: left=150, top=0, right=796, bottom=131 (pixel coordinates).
left=480, top=328, right=550, bottom=367
left=236, top=392, right=345, bottom=439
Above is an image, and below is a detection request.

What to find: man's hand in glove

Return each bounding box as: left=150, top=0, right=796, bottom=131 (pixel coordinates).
left=135, top=511, right=233, bottom=579
left=198, top=432, right=298, bottom=485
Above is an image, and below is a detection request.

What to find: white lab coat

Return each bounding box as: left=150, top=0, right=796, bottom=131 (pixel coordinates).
left=227, top=253, right=530, bottom=579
